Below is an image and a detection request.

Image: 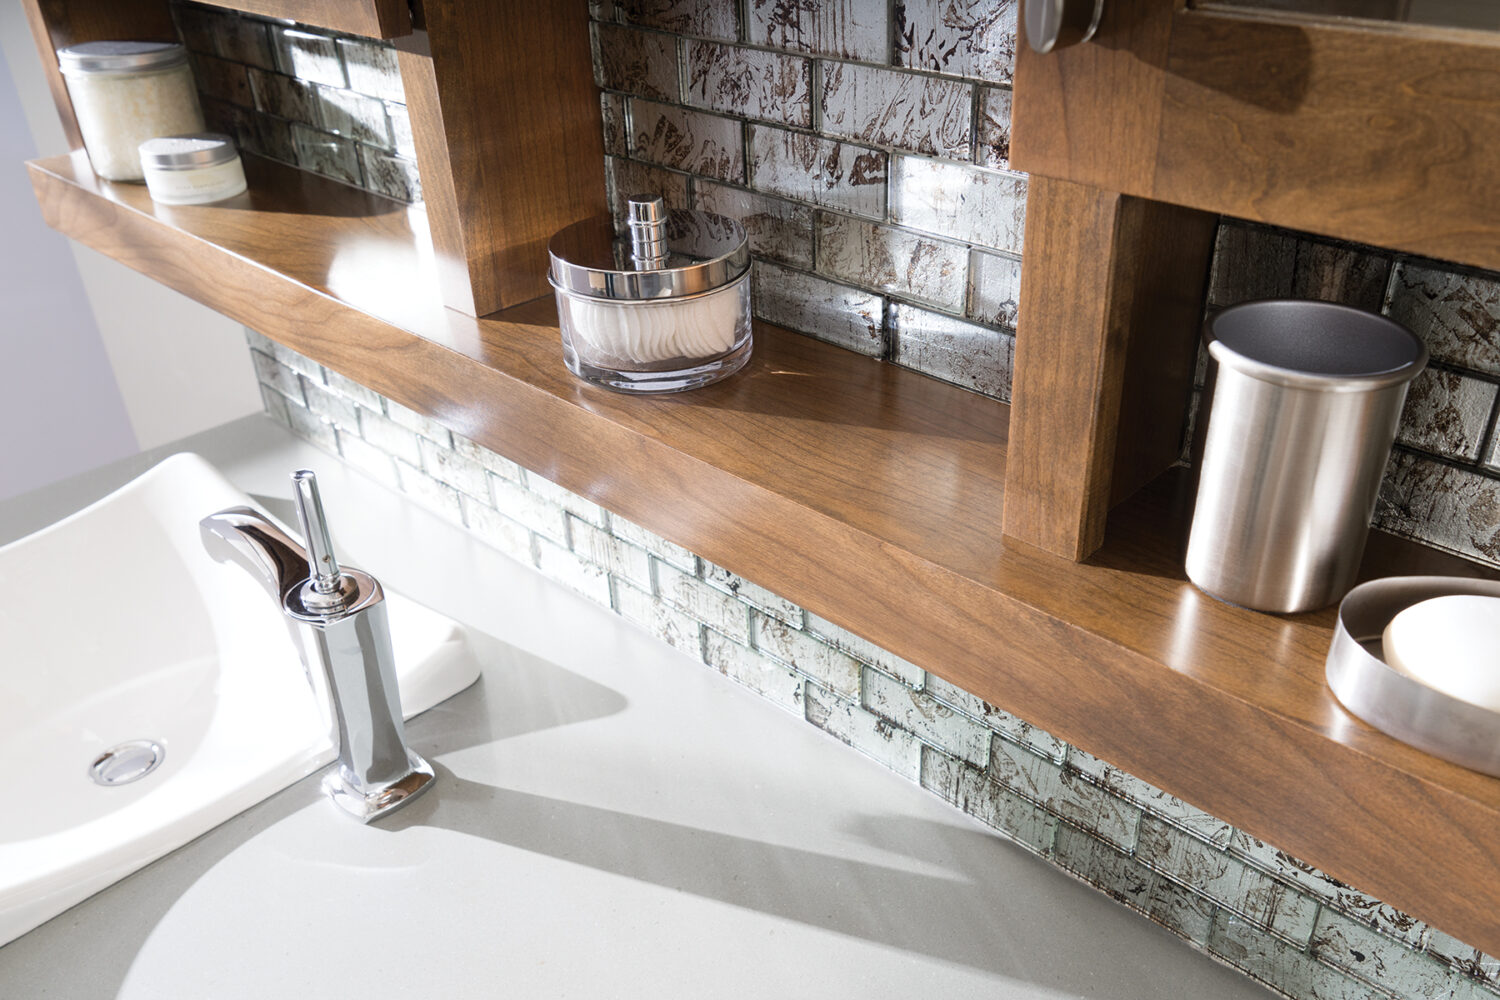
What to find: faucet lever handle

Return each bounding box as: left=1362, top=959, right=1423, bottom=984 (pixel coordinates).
left=291, top=470, right=343, bottom=596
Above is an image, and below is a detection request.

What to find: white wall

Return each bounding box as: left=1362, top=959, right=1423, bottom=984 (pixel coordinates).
left=0, top=5, right=262, bottom=501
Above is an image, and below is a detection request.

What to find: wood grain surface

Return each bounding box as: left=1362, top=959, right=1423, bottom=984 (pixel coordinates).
left=28, top=151, right=1500, bottom=953
left=191, top=0, right=410, bottom=38
left=1014, top=0, right=1500, bottom=271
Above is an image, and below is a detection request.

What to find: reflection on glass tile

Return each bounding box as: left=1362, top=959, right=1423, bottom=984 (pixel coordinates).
left=629, top=99, right=744, bottom=182
left=747, top=0, right=889, bottom=60
left=694, top=181, right=814, bottom=268
left=819, top=62, right=972, bottom=158
left=686, top=41, right=812, bottom=126
left=593, top=22, right=681, bottom=100
left=895, top=0, right=1018, bottom=83
left=752, top=260, right=885, bottom=356
left=890, top=303, right=1014, bottom=399
left=890, top=155, right=1026, bottom=253
left=749, top=126, right=887, bottom=218
left=816, top=212, right=967, bottom=310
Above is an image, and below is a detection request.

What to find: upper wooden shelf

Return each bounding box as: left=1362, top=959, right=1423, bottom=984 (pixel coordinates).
left=195, top=0, right=410, bottom=38
left=28, top=151, right=1500, bottom=953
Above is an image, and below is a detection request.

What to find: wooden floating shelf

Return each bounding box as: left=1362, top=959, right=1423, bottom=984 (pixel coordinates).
left=28, top=150, right=1500, bottom=953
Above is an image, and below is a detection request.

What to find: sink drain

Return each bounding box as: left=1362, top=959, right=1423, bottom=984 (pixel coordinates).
left=89, top=740, right=165, bottom=786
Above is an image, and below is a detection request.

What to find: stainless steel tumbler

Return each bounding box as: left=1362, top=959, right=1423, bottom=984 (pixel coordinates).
left=1185, top=300, right=1427, bottom=613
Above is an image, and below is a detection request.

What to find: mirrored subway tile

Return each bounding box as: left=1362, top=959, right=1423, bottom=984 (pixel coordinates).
left=753, top=612, right=859, bottom=698
left=619, top=0, right=738, bottom=40
left=604, top=157, right=690, bottom=224
left=535, top=536, right=613, bottom=605
left=248, top=68, right=318, bottom=125
left=703, top=629, right=805, bottom=714
left=693, top=181, right=813, bottom=268
left=747, top=0, right=888, bottom=61
left=923, top=673, right=1067, bottom=760
left=396, top=459, right=465, bottom=526
left=320, top=368, right=382, bottom=412
left=1136, top=815, right=1318, bottom=946
left=919, top=747, right=1058, bottom=855
left=1209, top=912, right=1399, bottom=1000
left=1311, top=908, right=1458, bottom=999
left=863, top=667, right=991, bottom=766
left=686, top=42, right=811, bottom=127
left=751, top=261, right=885, bottom=356
left=890, top=304, right=1014, bottom=400
left=819, top=62, right=972, bottom=159
left=357, top=147, right=421, bottom=203
left=1395, top=368, right=1499, bottom=461
left=417, top=435, right=489, bottom=502
left=628, top=99, right=744, bottom=183
left=1207, top=221, right=1299, bottom=308
left=460, top=495, right=536, bottom=566
left=614, top=580, right=704, bottom=656
left=571, top=518, right=652, bottom=591
left=988, top=737, right=1141, bottom=851
left=317, top=86, right=391, bottom=147
left=815, top=212, right=967, bottom=311
left=1426, top=929, right=1500, bottom=989
left=969, top=249, right=1021, bottom=329
left=489, top=475, right=569, bottom=547
left=251, top=115, right=297, bottom=165
left=1375, top=450, right=1500, bottom=567
left=214, top=16, right=275, bottom=71
left=1386, top=262, right=1500, bottom=375
left=704, top=562, right=803, bottom=626
left=657, top=561, right=752, bottom=643
left=335, top=427, right=396, bottom=486
left=976, top=86, right=1012, bottom=170
left=895, top=0, right=1018, bottom=84
left=750, top=126, right=887, bottom=218
left=592, top=22, right=680, bottom=101
left=271, top=26, right=346, bottom=88
left=1053, top=825, right=1217, bottom=945
left=1290, top=239, right=1393, bottom=312
left=356, top=406, right=422, bottom=467
left=171, top=5, right=222, bottom=55
left=300, top=375, right=359, bottom=431
left=385, top=398, right=453, bottom=446
left=806, top=612, right=924, bottom=690
left=1066, top=747, right=1232, bottom=848
left=522, top=470, right=606, bottom=527
left=450, top=434, right=523, bottom=483
left=890, top=155, right=1026, bottom=254
left=250, top=349, right=305, bottom=404
left=806, top=682, right=923, bottom=781
left=609, top=515, right=696, bottom=573
left=191, top=53, right=253, bottom=108
left=337, top=39, right=404, bottom=102
left=600, top=92, right=627, bottom=156
left=386, top=102, right=416, bottom=159
left=1491, top=424, right=1500, bottom=471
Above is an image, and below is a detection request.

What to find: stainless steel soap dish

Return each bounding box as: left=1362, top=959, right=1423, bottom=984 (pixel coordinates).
left=1326, top=575, right=1500, bottom=776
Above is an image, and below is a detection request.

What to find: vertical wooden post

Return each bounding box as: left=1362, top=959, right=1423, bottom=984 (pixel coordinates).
left=398, top=1, right=607, bottom=317
left=1001, top=175, right=1216, bottom=561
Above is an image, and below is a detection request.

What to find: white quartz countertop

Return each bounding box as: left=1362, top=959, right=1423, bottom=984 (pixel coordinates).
left=0, top=416, right=1272, bottom=999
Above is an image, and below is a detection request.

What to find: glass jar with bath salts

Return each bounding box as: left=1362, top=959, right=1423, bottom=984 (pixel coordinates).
left=548, top=195, right=752, bottom=393
left=139, top=134, right=247, bottom=205
left=56, top=41, right=204, bottom=183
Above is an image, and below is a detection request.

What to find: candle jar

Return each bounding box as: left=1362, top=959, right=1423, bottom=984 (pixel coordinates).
left=57, top=41, right=205, bottom=183
left=139, top=133, right=248, bottom=205
left=548, top=196, right=752, bottom=393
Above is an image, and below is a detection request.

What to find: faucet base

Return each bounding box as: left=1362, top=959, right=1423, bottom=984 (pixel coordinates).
left=322, top=752, right=436, bottom=823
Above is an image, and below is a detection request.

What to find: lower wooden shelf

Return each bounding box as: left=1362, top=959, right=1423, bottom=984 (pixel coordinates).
left=29, top=150, right=1500, bottom=953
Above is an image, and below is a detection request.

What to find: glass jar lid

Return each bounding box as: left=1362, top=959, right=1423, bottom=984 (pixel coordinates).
left=57, top=41, right=188, bottom=76
left=548, top=195, right=750, bottom=301
left=139, top=133, right=240, bottom=171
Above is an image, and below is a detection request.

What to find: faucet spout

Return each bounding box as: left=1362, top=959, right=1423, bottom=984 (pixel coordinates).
left=199, top=477, right=435, bottom=822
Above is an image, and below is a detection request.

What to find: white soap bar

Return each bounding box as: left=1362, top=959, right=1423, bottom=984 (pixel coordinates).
left=1382, top=595, right=1500, bottom=711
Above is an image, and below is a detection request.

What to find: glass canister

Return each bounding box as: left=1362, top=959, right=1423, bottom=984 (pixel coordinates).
left=56, top=41, right=205, bottom=183
left=547, top=195, right=752, bottom=393
left=139, top=133, right=248, bottom=204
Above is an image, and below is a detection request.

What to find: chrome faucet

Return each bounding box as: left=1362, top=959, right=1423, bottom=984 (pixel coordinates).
left=200, top=470, right=435, bottom=822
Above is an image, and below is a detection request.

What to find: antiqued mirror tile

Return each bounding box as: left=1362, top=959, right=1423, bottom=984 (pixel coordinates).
left=1208, top=222, right=1298, bottom=308
left=1387, top=262, right=1500, bottom=376
left=819, top=62, right=972, bottom=158
left=1053, top=826, right=1216, bottom=945
left=1311, top=909, right=1456, bottom=998
left=863, top=667, right=991, bottom=765
left=686, top=42, right=812, bottom=126
left=628, top=99, right=744, bottom=182
left=215, top=16, right=275, bottom=71
left=192, top=54, right=253, bottom=108
left=1396, top=368, right=1499, bottom=461
left=593, top=22, right=681, bottom=101
left=804, top=683, right=923, bottom=781
left=172, top=5, right=221, bottom=55
left=316, top=86, right=391, bottom=147
left=1375, top=450, right=1500, bottom=567
left=749, top=126, right=887, bottom=218
left=600, top=92, right=627, bottom=155
left=291, top=122, right=361, bottom=187
left=748, top=0, right=888, bottom=61
left=755, top=613, right=861, bottom=697
left=890, top=156, right=1026, bottom=253
left=895, top=0, right=1018, bottom=84
left=605, top=156, right=690, bottom=223
left=358, top=147, right=421, bottom=203
left=248, top=67, right=318, bottom=125
left=1136, top=816, right=1317, bottom=945
left=1067, top=748, right=1233, bottom=848
left=969, top=249, right=1021, bottom=329
left=272, top=27, right=346, bottom=89
left=977, top=86, right=1012, bottom=170
left=890, top=303, right=1014, bottom=399
left=619, top=0, right=738, bottom=40
left=1209, top=913, right=1386, bottom=1000
left=1426, top=930, right=1500, bottom=988
left=1291, top=240, right=1392, bottom=313
left=694, top=181, right=814, bottom=268
left=986, top=737, right=1141, bottom=850
left=816, top=212, right=967, bottom=311
left=338, top=39, right=405, bottom=103
left=922, top=673, right=1067, bottom=759
left=807, top=612, right=924, bottom=689
left=920, top=748, right=1058, bottom=855
left=751, top=261, right=884, bottom=355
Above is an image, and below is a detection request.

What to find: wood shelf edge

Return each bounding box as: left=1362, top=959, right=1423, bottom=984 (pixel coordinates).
left=27, top=152, right=1500, bottom=954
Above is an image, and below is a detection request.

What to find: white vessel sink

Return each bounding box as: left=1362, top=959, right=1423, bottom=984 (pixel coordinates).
left=0, top=453, right=480, bottom=945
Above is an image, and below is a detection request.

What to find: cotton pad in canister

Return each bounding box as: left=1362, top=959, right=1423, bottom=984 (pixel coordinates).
left=1381, top=595, right=1500, bottom=711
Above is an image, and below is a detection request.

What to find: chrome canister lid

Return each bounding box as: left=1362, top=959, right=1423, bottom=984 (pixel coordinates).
left=1206, top=300, right=1427, bottom=391
left=138, top=133, right=240, bottom=170
left=57, top=40, right=188, bottom=75
left=548, top=194, right=750, bottom=301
